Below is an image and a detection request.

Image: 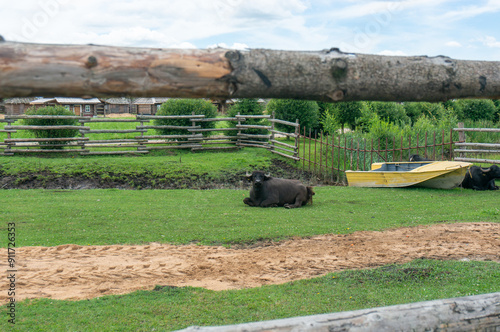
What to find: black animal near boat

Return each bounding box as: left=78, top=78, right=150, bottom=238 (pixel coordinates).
left=243, top=171, right=315, bottom=208
left=461, top=165, right=500, bottom=190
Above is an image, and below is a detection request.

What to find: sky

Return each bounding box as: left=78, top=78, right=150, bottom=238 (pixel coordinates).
left=1, top=0, right=500, bottom=61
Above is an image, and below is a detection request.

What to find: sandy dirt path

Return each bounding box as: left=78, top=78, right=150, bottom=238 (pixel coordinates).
left=1, top=222, right=499, bottom=301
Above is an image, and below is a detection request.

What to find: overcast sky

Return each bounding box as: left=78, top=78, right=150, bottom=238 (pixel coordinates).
left=1, top=0, right=500, bottom=61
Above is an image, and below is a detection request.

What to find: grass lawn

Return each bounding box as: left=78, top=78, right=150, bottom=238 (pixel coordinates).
left=0, top=147, right=499, bottom=331
left=2, top=260, right=499, bottom=331
left=0, top=186, right=499, bottom=247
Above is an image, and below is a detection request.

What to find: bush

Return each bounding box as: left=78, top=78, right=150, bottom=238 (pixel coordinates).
left=225, top=99, right=268, bottom=139
left=154, top=99, right=217, bottom=139
left=404, top=102, right=445, bottom=124
left=22, top=106, right=80, bottom=149
left=328, top=101, right=365, bottom=132
left=452, top=99, right=497, bottom=122
left=266, top=99, right=319, bottom=134
left=368, top=101, right=409, bottom=125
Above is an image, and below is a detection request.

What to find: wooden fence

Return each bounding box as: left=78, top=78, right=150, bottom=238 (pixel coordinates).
left=299, top=128, right=461, bottom=184
left=454, top=122, right=500, bottom=165
left=0, top=113, right=300, bottom=158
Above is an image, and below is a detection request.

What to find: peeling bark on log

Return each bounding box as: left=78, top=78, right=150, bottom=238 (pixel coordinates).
left=178, top=292, right=500, bottom=332
left=0, top=39, right=500, bottom=102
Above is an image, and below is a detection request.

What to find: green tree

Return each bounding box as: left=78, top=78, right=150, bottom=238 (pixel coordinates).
left=22, top=106, right=80, bottom=149
left=266, top=99, right=319, bottom=134
left=368, top=101, right=409, bottom=125
left=453, top=99, right=497, bottom=122
left=154, top=99, right=217, bottom=139
left=225, top=99, right=268, bottom=139
left=492, top=99, right=500, bottom=122
left=329, top=101, right=364, bottom=132
left=403, top=102, right=445, bottom=124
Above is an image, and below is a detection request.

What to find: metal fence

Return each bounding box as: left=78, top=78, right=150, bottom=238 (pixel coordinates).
left=298, top=128, right=461, bottom=184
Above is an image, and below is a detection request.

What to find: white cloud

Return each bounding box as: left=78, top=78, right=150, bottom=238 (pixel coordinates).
left=207, top=42, right=249, bottom=50
left=439, top=0, right=500, bottom=21
left=479, top=36, right=500, bottom=48
left=445, top=41, right=462, bottom=47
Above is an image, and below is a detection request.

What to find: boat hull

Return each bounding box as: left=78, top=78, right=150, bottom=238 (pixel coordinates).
left=346, top=161, right=472, bottom=189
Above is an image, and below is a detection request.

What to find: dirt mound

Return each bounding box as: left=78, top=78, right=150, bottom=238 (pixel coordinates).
left=0, top=159, right=317, bottom=190
left=3, top=222, right=498, bottom=301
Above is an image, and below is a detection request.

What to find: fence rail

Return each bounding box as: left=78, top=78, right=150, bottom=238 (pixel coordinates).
left=0, top=113, right=300, bottom=158
left=454, top=123, right=500, bottom=165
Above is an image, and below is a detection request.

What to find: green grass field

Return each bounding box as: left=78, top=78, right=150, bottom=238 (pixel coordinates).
left=0, top=147, right=499, bottom=331
left=0, top=186, right=499, bottom=247
left=2, top=260, right=498, bottom=331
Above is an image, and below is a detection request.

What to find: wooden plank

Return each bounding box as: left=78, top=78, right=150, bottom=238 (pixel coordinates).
left=236, top=124, right=271, bottom=129
left=453, top=127, right=500, bottom=132
left=81, top=150, right=149, bottom=155
left=6, top=115, right=85, bottom=120
left=137, top=115, right=205, bottom=119
left=270, top=144, right=296, bottom=155
left=455, top=157, right=500, bottom=164
left=138, top=134, right=202, bottom=139
left=137, top=125, right=200, bottom=130
left=270, top=139, right=297, bottom=150
left=190, top=136, right=238, bottom=141
left=10, top=149, right=87, bottom=153
left=454, top=149, right=500, bottom=154
left=238, top=143, right=268, bottom=149
left=8, top=125, right=89, bottom=130
left=455, top=142, right=500, bottom=148
left=179, top=292, right=500, bottom=332
left=270, top=118, right=300, bottom=127
left=5, top=137, right=88, bottom=142
left=84, top=129, right=147, bottom=133
left=145, top=144, right=202, bottom=150
left=270, top=130, right=298, bottom=138
left=81, top=118, right=143, bottom=123
left=191, top=117, right=243, bottom=122
left=235, top=115, right=271, bottom=119
left=83, top=139, right=146, bottom=144
left=270, top=149, right=300, bottom=160
left=239, top=139, right=269, bottom=145
left=188, top=127, right=239, bottom=132
left=192, top=146, right=239, bottom=151
left=238, top=133, right=271, bottom=139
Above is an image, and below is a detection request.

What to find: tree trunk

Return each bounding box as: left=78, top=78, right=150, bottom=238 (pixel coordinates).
left=1, top=39, right=500, bottom=102
left=178, top=292, right=500, bottom=332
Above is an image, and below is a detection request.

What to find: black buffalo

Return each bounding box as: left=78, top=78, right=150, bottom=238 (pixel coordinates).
left=461, top=165, right=500, bottom=190
left=409, top=154, right=433, bottom=162
left=243, top=171, right=315, bottom=208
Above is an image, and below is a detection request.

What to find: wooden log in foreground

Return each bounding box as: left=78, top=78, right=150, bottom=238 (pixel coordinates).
left=1, top=38, right=500, bottom=102
left=178, top=292, right=500, bottom=332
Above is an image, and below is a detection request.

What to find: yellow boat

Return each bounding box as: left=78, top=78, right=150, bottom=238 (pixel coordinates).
left=345, top=161, right=472, bottom=189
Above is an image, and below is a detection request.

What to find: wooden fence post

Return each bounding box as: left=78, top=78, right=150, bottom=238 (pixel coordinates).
left=457, top=122, right=465, bottom=159
left=294, top=119, right=299, bottom=162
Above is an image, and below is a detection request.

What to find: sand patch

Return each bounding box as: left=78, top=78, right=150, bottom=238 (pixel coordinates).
left=2, top=222, right=499, bottom=301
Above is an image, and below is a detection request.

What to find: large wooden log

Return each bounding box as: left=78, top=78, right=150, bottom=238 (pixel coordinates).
left=178, top=292, right=500, bottom=332
left=1, top=39, right=499, bottom=102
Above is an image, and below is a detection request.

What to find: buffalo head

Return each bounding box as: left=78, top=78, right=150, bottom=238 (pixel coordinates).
left=246, top=171, right=271, bottom=188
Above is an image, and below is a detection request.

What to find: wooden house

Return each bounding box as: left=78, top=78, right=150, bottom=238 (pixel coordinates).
left=132, top=98, right=170, bottom=115
left=4, top=97, right=38, bottom=115
left=103, top=98, right=133, bottom=115
left=30, top=97, right=103, bottom=116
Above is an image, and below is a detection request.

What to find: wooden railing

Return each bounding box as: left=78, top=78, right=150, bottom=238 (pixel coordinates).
left=0, top=113, right=299, bottom=158
left=454, top=122, right=500, bottom=164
